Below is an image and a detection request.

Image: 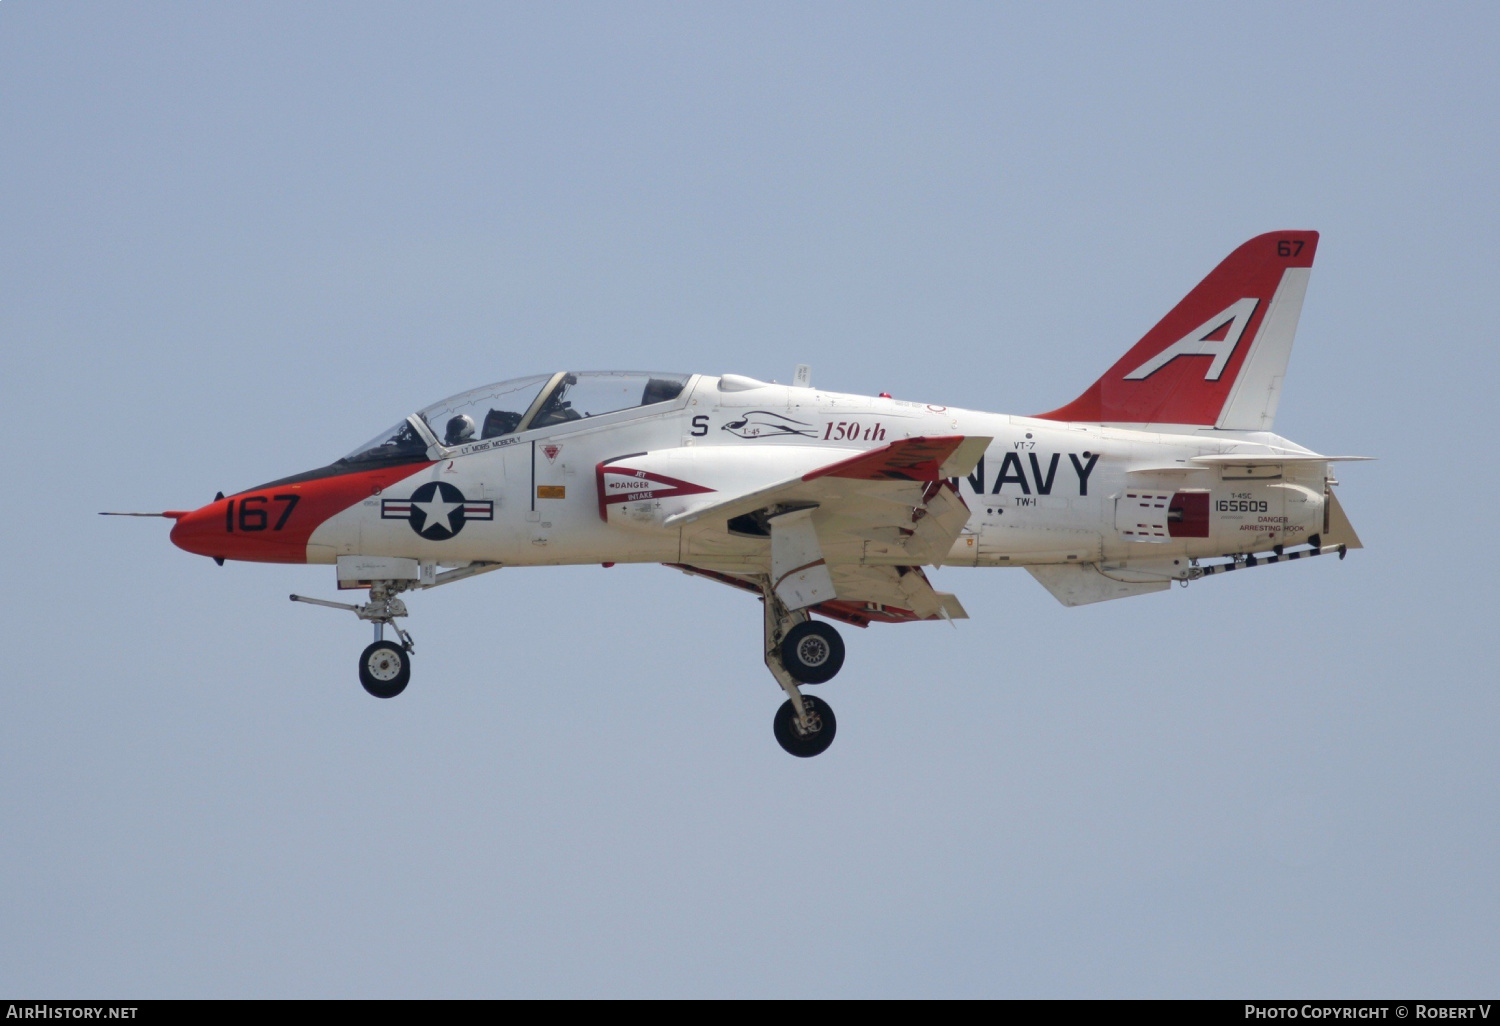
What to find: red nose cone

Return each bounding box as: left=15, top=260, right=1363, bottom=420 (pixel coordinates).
left=172, top=497, right=307, bottom=562
left=170, top=501, right=232, bottom=559
left=169, top=491, right=321, bottom=563
left=171, top=462, right=432, bottom=564
left=169, top=490, right=324, bottom=564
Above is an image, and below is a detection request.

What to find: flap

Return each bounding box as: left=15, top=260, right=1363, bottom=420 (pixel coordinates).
left=669, top=562, right=966, bottom=626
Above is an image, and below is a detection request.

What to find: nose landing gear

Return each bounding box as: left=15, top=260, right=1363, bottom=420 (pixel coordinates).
left=290, top=561, right=500, bottom=698
left=292, top=584, right=416, bottom=697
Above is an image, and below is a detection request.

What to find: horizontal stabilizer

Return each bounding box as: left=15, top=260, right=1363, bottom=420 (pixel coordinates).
left=1188, top=454, right=1374, bottom=466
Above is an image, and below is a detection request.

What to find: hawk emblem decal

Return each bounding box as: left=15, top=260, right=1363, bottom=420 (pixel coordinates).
left=721, top=411, right=818, bottom=439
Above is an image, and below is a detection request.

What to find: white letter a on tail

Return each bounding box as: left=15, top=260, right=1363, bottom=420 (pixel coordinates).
left=1124, top=297, right=1259, bottom=381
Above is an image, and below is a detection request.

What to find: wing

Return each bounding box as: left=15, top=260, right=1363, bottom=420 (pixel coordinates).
left=636, top=435, right=988, bottom=621
left=660, top=435, right=989, bottom=568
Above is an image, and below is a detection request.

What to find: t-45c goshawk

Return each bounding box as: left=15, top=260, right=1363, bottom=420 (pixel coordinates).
left=114, top=231, right=1366, bottom=757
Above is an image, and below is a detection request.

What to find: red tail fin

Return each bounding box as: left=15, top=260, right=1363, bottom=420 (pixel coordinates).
left=1037, top=231, right=1319, bottom=429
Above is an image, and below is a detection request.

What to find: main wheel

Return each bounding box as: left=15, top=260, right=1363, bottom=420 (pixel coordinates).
left=773, top=694, right=837, bottom=757
left=780, top=620, right=845, bottom=684
left=359, top=640, right=410, bottom=699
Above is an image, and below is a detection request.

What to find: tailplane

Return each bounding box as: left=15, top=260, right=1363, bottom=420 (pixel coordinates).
left=1037, top=230, right=1318, bottom=430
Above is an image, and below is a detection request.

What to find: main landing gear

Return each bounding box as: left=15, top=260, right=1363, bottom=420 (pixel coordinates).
left=761, top=581, right=844, bottom=758
left=780, top=619, right=845, bottom=684
left=773, top=694, right=837, bottom=758
left=290, top=562, right=500, bottom=699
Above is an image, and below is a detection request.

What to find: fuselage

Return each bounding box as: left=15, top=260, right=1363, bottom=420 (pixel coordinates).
left=154, top=230, right=1359, bottom=755
left=170, top=372, right=1330, bottom=573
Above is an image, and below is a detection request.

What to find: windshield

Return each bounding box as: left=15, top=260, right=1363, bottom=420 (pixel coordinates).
left=418, top=374, right=553, bottom=446
left=343, top=419, right=430, bottom=464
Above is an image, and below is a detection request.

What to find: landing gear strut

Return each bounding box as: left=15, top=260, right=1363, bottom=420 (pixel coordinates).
left=761, top=580, right=841, bottom=757
left=290, top=562, right=500, bottom=699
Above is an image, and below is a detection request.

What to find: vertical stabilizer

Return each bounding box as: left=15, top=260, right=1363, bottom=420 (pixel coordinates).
left=1037, top=231, right=1318, bottom=429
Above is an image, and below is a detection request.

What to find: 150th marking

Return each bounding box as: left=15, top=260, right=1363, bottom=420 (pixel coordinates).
left=823, top=421, right=886, bottom=442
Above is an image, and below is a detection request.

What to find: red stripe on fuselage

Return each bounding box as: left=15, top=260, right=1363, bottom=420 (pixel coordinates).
left=170, top=462, right=433, bottom=564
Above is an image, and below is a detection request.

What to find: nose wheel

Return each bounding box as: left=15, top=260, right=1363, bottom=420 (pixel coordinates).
left=359, top=640, right=411, bottom=699
left=290, top=582, right=416, bottom=699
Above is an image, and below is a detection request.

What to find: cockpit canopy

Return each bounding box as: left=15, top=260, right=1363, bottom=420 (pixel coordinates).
left=342, top=371, right=691, bottom=464
left=419, top=373, right=554, bottom=447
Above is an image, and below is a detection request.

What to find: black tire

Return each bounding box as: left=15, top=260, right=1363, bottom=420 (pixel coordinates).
left=359, top=641, right=410, bottom=699
left=773, top=694, right=837, bottom=758
left=779, top=620, right=845, bottom=684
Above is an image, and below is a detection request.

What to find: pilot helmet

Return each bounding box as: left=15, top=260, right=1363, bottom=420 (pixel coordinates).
left=445, top=413, right=476, bottom=445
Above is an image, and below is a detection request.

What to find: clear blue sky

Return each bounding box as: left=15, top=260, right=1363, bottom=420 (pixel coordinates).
left=3, top=1, right=1496, bottom=997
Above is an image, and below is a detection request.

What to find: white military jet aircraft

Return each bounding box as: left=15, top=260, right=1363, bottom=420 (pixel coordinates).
left=137, top=230, right=1364, bottom=757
